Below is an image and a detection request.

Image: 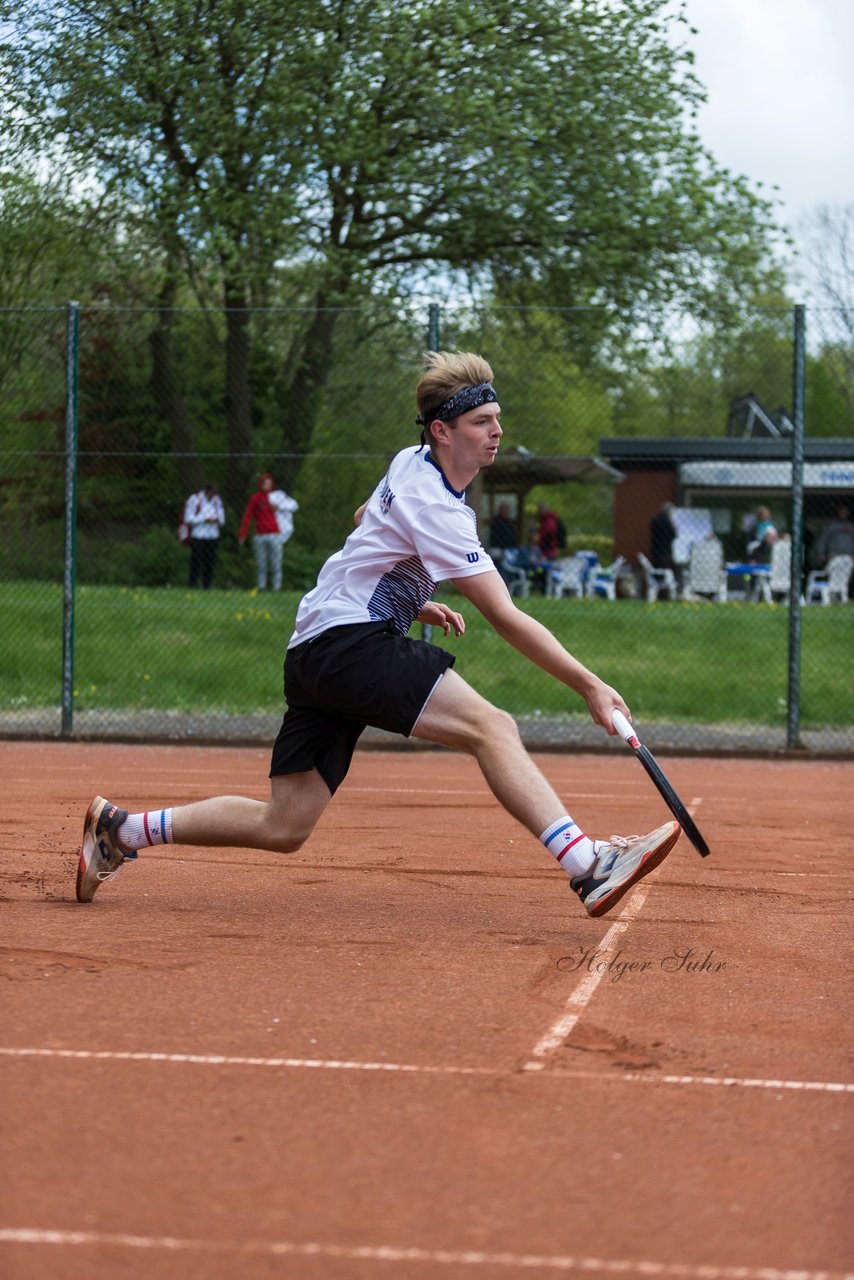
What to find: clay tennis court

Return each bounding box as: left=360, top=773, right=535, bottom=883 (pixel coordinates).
left=1, top=739, right=852, bottom=1280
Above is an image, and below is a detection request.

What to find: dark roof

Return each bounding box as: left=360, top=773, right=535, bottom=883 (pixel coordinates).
left=599, top=437, right=854, bottom=470
left=483, top=450, right=623, bottom=489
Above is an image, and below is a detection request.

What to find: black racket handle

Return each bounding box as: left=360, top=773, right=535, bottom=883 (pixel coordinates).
left=611, top=710, right=711, bottom=858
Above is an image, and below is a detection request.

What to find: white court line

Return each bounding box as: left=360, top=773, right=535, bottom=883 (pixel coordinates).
left=544, top=1068, right=854, bottom=1094
left=0, top=1229, right=850, bottom=1278
left=772, top=872, right=851, bottom=879
left=3, top=1048, right=850, bottom=1092
left=0, top=1047, right=493, bottom=1077
left=524, top=800, right=702, bottom=1071
left=523, top=885, right=652, bottom=1070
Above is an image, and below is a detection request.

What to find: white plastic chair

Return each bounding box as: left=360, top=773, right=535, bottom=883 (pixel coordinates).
left=587, top=555, right=626, bottom=600
left=500, top=548, right=530, bottom=598
left=805, top=554, right=853, bottom=605
left=573, top=550, right=601, bottom=593
left=756, top=539, right=791, bottom=603
left=687, top=539, right=727, bottom=602
left=637, top=552, right=678, bottom=603
left=547, top=555, right=587, bottom=598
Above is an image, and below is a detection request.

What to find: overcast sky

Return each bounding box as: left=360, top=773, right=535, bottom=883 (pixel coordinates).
left=677, top=0, right=854, bottom=289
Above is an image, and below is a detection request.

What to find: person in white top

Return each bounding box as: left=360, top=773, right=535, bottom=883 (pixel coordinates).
left=269, top=486, right=299, bottom=545
left=77, top=352, right=681, bottom=919
left=184, top=483, right=225, bottom=589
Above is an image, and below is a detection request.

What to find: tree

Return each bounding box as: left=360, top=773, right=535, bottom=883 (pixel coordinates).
left=1, top=0, right=782, bottom=506
left=608, top=296, right=796, bottom=439
left=797, top=204, right=854, bottom=423
left=0, top=170, right=99, bottom=398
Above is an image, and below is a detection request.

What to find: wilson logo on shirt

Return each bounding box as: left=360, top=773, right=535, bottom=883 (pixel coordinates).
left=379, top=479, right=395, bottom=514
left=466, top=552, right=479, bottom=563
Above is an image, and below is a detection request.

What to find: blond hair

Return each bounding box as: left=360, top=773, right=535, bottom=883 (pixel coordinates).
left=416, top=351, right=494, bottom=445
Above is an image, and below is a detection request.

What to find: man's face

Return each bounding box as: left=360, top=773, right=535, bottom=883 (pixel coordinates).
left=441, top=401, right=502, bottom=469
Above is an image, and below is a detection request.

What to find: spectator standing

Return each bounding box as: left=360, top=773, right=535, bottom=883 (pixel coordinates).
left=746, top=505, right=778, bottom=564
left=649, top=502, right=677, bottom=570
left=536, top=502, right=561, bottom=561
left=269, top=485, right=300, bottom=551
left=239, top=472, right=294, bottom=591
left=489, top=502, right=518, bottom=555
left=184, top=483, right=225, bottom=590
left=817, top=502, right=854, bottom=564
left=742, top=501, right=778, bottom=563
left=488, top=501, right=518, bottom=585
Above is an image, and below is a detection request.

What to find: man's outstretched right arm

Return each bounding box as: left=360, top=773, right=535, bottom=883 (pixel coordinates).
left=450, top=569, right=629, bottom=735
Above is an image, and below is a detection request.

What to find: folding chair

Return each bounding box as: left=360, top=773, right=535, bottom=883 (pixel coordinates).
left=587, top=555, right=626, bottom=601
left=637, top=552, right=678, bottom=603
left=547, top=555, right=586, bottom=599
left=756, top=539, right=791, bottom=603
left=686, top=539, right=727, bottom=602
left=500, top=547, right=530, bottom=598
left=805, top=554, right=853, bottom=605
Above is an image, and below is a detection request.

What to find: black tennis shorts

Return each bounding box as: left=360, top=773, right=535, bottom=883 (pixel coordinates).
left=270, top=621, right=456, bottom=795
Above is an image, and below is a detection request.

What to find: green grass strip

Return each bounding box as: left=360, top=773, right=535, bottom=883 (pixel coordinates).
left=3, top=581, right=852, bottom=728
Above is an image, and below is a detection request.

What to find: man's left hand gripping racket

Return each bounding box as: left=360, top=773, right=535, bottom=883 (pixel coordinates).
left=612, top=709, right=711, bottom=858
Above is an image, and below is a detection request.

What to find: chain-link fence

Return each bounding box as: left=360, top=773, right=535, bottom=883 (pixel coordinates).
left=2, top=301, right=852, bottom=754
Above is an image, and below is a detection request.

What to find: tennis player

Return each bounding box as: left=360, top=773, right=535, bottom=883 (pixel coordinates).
left=77, top=352, right=679, bottom=917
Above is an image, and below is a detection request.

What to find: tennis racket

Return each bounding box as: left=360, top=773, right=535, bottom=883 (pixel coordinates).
left=612, top=709, right=710, bottom=858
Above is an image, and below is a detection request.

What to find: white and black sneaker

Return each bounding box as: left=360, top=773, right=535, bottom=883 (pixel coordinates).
left=570, top=821, right=680, bottom=918
left=76, top=796, right=136, bottom=903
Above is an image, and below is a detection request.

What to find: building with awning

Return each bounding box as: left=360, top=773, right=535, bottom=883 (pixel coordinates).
left=474, top=446, right=623, bottom=542
left=598, top=437, right=854, bottom=564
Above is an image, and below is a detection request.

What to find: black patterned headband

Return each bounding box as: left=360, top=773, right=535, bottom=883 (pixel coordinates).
left=416, top=381, right=497, bottom=428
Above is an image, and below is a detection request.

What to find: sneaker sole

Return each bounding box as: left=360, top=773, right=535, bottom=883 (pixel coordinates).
left=586, top=823, right=681, bottom=918
left=76, top=795, right=108, bottom=904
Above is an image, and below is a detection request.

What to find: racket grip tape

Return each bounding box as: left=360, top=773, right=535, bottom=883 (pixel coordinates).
left=611, top=708, right=637, bottom=744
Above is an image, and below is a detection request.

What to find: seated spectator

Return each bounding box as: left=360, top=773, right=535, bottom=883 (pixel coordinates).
left=521, top=528, right=548, bottom=594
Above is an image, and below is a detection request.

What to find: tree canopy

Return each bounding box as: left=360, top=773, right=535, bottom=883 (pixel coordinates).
left=1, top=0, right=786, bottom=503
left=3, top=0, right=781, bottom=301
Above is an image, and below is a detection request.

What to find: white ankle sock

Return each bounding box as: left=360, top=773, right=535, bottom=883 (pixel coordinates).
left=540, top=816, right=597, bottom=878
left=117, top=809, right=174, bottom=852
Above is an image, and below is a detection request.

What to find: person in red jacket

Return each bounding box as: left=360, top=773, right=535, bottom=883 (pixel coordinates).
left=239, top=472, right=292, bottom=590
left=536, top=502, right=561, bottom=561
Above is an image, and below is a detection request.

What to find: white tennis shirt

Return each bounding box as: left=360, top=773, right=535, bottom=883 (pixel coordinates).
left=289, top=446, right=496, bottom=646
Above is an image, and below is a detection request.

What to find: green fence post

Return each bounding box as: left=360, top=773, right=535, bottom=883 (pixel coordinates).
left=786, top=303, right=806, bottom=750
left=422, top=304, right=442, bottom=644
left=61, top=300, right=80, bottom=736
